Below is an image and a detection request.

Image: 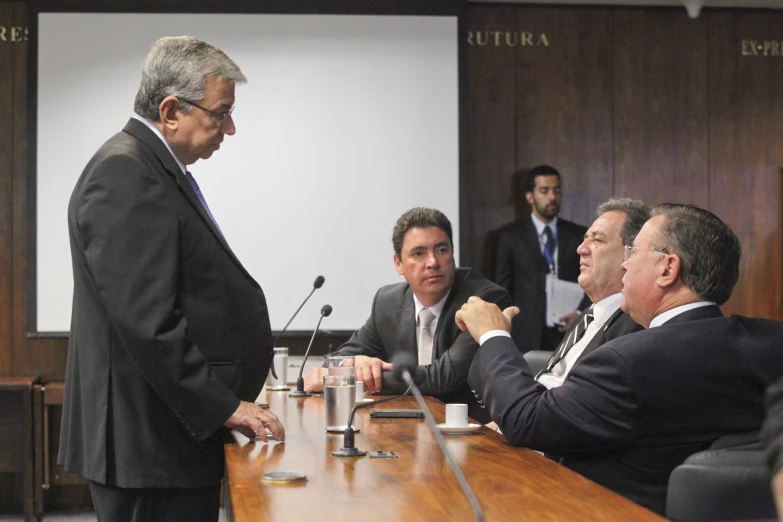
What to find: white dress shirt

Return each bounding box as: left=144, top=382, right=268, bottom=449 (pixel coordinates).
left=536, top=293, right=622, bottom=389
left=649, top=301, right=716, bottom=328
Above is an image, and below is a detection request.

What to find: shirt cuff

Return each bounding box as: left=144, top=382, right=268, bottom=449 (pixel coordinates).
left=479, top=330, right=511, bottom=346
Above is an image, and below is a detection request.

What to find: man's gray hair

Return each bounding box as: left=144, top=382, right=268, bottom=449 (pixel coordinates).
left=596, top=197, right=651, bottom=247
left=651, top=203, right=741, bottom=305
left=133, top=36, right=247, bottom=121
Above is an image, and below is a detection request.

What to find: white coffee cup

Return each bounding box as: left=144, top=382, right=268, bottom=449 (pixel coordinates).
left=355, top=380, right=365, bottom=401
left=445, top=403, right=468, bottom=427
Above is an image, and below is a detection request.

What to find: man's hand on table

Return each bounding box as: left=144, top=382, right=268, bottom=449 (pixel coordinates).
left=355, top=355, right=392, bottom=394
left=303, top=367, right=328, bottom=393
left=225, top=401, right=285, bottom=442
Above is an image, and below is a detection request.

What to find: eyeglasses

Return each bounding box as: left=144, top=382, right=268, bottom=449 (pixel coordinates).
left=623, top=245, right=668, bottom=262
left=178, top=97, right=234, bottom=125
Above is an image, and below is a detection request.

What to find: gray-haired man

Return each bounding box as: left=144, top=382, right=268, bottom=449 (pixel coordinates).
left=60, top=36, right=283, bottom=521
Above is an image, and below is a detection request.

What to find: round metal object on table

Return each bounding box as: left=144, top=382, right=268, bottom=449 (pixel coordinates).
left=261, top=471, right=307, bottom=485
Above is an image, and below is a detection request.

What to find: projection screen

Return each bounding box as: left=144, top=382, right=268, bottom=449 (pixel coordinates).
left=35, top=12, right=459, bottom=333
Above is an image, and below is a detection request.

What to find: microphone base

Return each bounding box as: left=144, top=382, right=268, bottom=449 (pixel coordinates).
left=331, top=447, right=367, bottom=457
left=288, top=390, right=312, bottom=397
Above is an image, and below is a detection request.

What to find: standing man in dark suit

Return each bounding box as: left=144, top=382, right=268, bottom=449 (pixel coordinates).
left=533, top=197, right=647, bottom=389
left=493, top=165, right=587, bottom=352
left=458, top=203, right=783, bottom=515
left=59, top=36, right=284, bottom=522
left=303, top=208, right=510, bottom=422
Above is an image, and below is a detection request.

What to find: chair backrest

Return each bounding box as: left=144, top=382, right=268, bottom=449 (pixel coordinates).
left=523, top=350, right=552, bottom=376
left=666, top=432, right=775, bottom=522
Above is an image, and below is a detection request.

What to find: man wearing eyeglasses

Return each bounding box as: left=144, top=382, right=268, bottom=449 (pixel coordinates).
left=457, top=203, right=783, bottom=515
left=60, top=36, right=284, bottom=522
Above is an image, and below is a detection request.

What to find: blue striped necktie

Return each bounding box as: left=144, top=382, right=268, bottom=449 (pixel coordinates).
left=184, top=171, right=223, bottom=236
left=542, top=225, right=556, bottom=272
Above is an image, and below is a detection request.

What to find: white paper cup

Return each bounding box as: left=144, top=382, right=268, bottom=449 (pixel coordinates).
left=445, top=403, right=468, bottom=427
left=355, top=380, right=365, bottom=401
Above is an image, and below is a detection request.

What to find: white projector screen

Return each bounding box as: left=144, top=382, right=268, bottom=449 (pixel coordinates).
left=35, top=12, right=459, bottom=333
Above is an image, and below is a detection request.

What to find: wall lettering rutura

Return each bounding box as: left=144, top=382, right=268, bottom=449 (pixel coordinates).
left=741, top=39, right=783, bottom=56
left=0, top=26, right=28, bottom=42
left=467, top=31, right=549, bottom=47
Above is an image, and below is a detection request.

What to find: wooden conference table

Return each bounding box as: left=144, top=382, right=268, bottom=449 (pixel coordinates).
left=224, top=390, right=664, bottom=521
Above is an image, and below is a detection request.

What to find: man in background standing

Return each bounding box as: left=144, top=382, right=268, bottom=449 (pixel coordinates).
left=493, top=165, right=587, bottom=351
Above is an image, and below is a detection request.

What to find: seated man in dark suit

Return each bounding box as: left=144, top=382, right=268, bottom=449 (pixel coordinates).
left=492, top=165, right=587, bottom=352
left=457, top=203, right=783, bottom=515
left=535, top=197, right=647, bottom=390
left=303, top=207, right=511, bottom=422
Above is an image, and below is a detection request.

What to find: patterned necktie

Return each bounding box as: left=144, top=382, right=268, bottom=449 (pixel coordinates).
left=539, top=305, right=595, bottom=376
left=542, top=225, right=556, bottom=271
left=418, top=308, right=436, bottom=366
left=184, top=171, right=224, bottom=236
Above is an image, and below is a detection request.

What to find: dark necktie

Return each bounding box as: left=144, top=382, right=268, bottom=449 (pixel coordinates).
left=538, top=305, right=595, bottom=377
left=542, top=226, right=555, bottom=271
left=185, top=171, right=224, bottom=236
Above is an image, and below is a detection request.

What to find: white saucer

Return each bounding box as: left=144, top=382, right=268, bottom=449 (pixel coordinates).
left=356, top=397, right=374, bottom=403
left=436, top=423, right=482, bottom=435
left=266, top=385, right=290, bottom=391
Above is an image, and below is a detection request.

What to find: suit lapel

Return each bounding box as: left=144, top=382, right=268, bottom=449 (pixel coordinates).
left=556, top=221, right=570, bottom=273
left=432, top=268, right=467, bottom=357
left=543, top=306, right=588, bottom=372
left=578, top=307, right=623, bottom=362
left=519, top=218, right=546, bottom=272
left=397, top=287, right=418, bottom=358
left=122, top=119, right=259, bottom=287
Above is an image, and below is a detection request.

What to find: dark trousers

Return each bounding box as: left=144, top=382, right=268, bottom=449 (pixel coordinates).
left=89, top=481, right=221, bottom=522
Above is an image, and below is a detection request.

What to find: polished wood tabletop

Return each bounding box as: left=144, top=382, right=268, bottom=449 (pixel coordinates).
left=224, top=390, right=664, bottom=521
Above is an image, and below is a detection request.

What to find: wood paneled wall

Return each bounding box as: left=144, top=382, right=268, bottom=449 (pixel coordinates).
left=463, top=5, right=783, bottom=321
left=0, top=4, right=780, bottom=379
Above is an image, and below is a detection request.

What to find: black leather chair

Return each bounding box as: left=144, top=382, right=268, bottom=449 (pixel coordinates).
left=666, top=432, right=776, bottom=522
left=523, top=350, right=552, bottom=376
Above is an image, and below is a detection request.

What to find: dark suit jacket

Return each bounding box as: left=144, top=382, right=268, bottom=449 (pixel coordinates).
left=335, top=267, right=511, bottom=422
left=541, top=305, right=643, bottom=374
left=493, top=216, right=586, bottom=351
left=59, top=118, right=273, bottom=488
left=469, top=305, right=783, bottom=515
left=763, top=375, right=783, bottom=475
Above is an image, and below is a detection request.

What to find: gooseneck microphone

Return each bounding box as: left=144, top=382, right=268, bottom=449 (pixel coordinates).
left=270, top=275, right=324, bottom=379
left=393, top=352, right=485, bottom=522
left=331, top=382, right=414, bottom=457
left=274, top=275, right=325, bottom=347
left=289, top=304, right=332, bottom=398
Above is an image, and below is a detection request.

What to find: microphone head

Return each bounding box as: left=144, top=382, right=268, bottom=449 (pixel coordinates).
left=391, top=352, right=418, bottom=381
left=313, top=275, right=325, bottom=289
left=321, top=304, right=333, bottom=317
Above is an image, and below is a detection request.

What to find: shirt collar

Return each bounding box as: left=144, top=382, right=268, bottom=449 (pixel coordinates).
left=413, top=290, right=450, bottom=323
left=531, top=213, right=558, bottom=238
left=591, top=292, right=623, bottom=326
left=131, top=114, right=187, bottom=175
left=649, top=301, right=716, bottom=328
